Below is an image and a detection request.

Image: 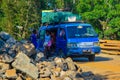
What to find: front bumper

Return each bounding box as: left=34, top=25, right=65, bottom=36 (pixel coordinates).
left=67, top=46, right=101, bottom=56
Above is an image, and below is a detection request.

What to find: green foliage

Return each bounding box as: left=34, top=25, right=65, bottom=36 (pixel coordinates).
left=0, top=0, right=120, bottom=40
left=73, top=0, right=120, bottom=39
left=0, top=0, right=40, bottom=40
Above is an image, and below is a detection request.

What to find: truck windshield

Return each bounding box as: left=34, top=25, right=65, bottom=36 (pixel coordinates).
left=67, top=26, right=97, bottom=38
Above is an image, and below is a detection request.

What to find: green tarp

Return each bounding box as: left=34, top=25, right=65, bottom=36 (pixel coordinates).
left=42, top=11, right=82, bottom=24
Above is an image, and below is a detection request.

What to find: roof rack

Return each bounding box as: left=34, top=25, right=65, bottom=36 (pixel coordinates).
left=60, top=21, right=86, bottom=24
left=42, top=21, right=87, bottom=26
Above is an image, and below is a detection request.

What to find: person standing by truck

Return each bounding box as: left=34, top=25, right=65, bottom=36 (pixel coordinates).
left=43, top=31, right=51, bottom=58
left=30, top=29, right=38, bottom=49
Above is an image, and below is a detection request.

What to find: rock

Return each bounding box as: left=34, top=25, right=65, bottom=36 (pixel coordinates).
left=75, top=73, right=82, bottom=78
left=54, top=57, right=68, bottom=71
left=53, top=67, right=61, bottom=72
left=61, top=62, right=68, bottom=71
left=26, top=77, right=32, bottom=80
left=63, top=77, right=72, bottom=80
left=8, top=49, right=16, bottom=58
left=6, top=37, right=16, bottom=44
left=50, top=75, right=56, bottom=80
left=1, top=54, right=14, bottom=63
left=35, top=52, right=45, bottom=62
left=16, top=76, right=23, bottom=80
left=48, top=56, right=56, bottom=61
left=5, top=69, right=17, bottom=78
left=40, top=68, right=52, bottom=78
left=36, top=63, right=45, bottom=71
left=0, top=40, right=5, bottom=49
left=53, top=71, right=60, bottom=77
left=20, top=39, right=28, bottom=44
left=73, top=78, right=84, bottom=80
left=65, top=57, right=77, bottom=71
left=0, top=32, right=11, bottom=41
left=81, top=71, right=94, bottom=77
left=51, top=69, right=60, bottom=77
left=12, top=52, right=38, bottom=79
left=50, top=75, right=62, bottom=80
left=0, top=63, right=9, bottom=74
left=0, top=77, right=3, bottom=80
left=54, top=57, right=64, bottom=64
left=47, top=62, right=56, bottom=69
left=23, top=43, right=36, bottom=57
left=40, top=78, right=51, bottom=80
left=77, top=66, right=82, bottom=72
left=15, top=42, right=36, bottom=57
left=80, top=71, right=95, bottom=80
left=66, top=71, right=76, bottom=79
left=38, top=61, right=55, bottom=70
left=60, top=71, right=66, bottom=77
left=60, top=70, right=78, bottom=79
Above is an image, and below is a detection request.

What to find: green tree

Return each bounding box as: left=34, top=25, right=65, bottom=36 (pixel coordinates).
left=0, top=0, right=40, bottom=40
left=73, top=0, right=120, bottom=39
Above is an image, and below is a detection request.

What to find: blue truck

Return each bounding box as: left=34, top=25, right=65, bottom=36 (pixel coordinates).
left=39, top=10, right=101, bottom=61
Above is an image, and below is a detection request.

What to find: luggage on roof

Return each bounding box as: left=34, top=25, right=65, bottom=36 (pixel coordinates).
left=42, top=10, right=82, bottom=24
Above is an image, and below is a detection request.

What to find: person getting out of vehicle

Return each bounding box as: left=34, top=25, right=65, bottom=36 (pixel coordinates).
left=38, top=23, right=48, bottom=50
left=43, top=31, right=51, bottom=58
left=30, top=29, right=38, bottom=49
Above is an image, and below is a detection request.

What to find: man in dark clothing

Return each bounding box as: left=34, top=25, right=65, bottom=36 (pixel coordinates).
left=30, top=29, right=38, bottom=48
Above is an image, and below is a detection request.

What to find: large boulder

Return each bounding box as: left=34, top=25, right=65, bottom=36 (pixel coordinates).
left=6, top=37, right=16, bottom=45
left=0, top=40, right=5, bottom=48
left=15, top=42, right=36, bottom=57
left=0, top=54, right=14, bottom=63
left=12, top=52, right=39, bottom=79
left=65, top=57, right=77, bottom=71
left=0, top=32, right=11, bottom=41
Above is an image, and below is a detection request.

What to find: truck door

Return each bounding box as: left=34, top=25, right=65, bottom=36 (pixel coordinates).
left=56, top=28, right=67, bottom=55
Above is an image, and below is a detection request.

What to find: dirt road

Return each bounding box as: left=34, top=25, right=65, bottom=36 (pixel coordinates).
left=75, top=53, right=120, bottom=80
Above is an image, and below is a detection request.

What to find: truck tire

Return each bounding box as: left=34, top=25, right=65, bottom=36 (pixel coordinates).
left=88, top=54, right=95, bottom=61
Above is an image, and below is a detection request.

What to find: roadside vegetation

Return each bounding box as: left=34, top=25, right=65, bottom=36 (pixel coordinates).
left=0, top=0, right=120, bottom=40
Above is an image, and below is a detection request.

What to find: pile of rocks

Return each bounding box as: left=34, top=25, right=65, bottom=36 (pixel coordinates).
left=0, top=32, right=95, bottom=80
left=0, top=52, right=84, bottom=80
left=37, top=57, right=84, bottom=80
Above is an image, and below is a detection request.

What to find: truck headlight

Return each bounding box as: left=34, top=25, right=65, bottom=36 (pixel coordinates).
left=67, top=43, right=72, bottom=48
left=67, top=43, right=77, bottom=48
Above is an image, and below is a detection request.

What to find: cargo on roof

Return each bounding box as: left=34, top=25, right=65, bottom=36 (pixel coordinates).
left=42, top=10, right=82, bottom=24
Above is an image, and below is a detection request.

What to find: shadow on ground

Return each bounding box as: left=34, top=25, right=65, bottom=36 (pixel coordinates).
left=92, top=72, right=120, bottom=80
left=92, top=74, right=108, bottom=80
left=80, top=71, right=108, bottom=80
left=73, top=56, right=113, bottom=62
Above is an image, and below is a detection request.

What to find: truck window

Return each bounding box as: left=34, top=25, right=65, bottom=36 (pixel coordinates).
left=67, top=26, right=97, bottom=38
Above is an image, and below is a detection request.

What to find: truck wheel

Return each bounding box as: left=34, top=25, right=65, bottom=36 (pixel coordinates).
left=88, top=54, right=95, bottom=61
